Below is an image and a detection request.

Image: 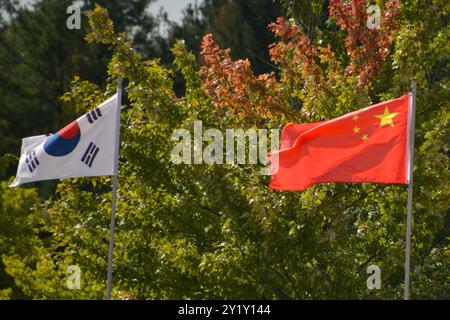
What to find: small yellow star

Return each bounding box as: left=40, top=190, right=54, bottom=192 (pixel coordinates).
left=375, top=107, right=398, bottom=127
left=352, top=115, right=360, bottom=121
left=361, top=134, right=369, bottom=141
left=353, top=126, right=360, bottom=133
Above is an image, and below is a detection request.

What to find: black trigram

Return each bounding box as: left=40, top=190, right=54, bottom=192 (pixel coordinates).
left=86, top=108, right=102, bottom=124
left=81, top=142, right=100, bottom=167
left=25, top=150, right=39, bottom=173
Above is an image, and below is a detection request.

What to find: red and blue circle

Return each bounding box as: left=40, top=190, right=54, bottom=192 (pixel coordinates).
left=44, top=120, right=81, bottom=157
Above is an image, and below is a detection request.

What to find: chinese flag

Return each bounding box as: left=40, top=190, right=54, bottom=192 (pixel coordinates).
left=269, top=94, right=411, bottom=191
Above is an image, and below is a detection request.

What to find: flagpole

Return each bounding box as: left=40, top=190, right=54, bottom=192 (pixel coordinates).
left=106, top=77, right=122, bottom=300
left=404, top=82, right=416, bottom=300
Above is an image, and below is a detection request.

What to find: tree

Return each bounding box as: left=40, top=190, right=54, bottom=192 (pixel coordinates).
left=168, top=0, right=284, bottom=75
left=0, top=1, right=448, bottom=299
left=0, top=0, right=164, bottom=169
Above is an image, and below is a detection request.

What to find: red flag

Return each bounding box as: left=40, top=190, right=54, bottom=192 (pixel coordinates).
left=269, top=94, right=411, bottom=191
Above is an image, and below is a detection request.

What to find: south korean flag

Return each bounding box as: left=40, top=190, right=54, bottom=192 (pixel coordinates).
left=10, top=94, right=120, bottom=187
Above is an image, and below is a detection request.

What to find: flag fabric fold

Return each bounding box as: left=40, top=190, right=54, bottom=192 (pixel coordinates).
left=269, top=94, right=411, bottom=191
left=10, top=94, right=119, bottom=187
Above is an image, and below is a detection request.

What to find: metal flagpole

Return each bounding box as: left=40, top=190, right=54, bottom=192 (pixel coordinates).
left=404, top=82, right=416, bottom=300
left=106, top=77, right=123, bottom=300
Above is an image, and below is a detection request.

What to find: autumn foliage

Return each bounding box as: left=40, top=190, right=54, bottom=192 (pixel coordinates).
left=200, top=34, right=283, bottom=121
left=329, top=0, right=399, bottom=85
left=200, top=0, right=400, bottom=121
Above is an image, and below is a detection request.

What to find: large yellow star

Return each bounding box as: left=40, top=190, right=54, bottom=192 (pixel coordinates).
left=375, top=107, right=398, bottom=127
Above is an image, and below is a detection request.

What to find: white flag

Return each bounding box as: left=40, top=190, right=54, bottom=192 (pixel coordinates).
left=10, top=94, right=119, bottom=187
